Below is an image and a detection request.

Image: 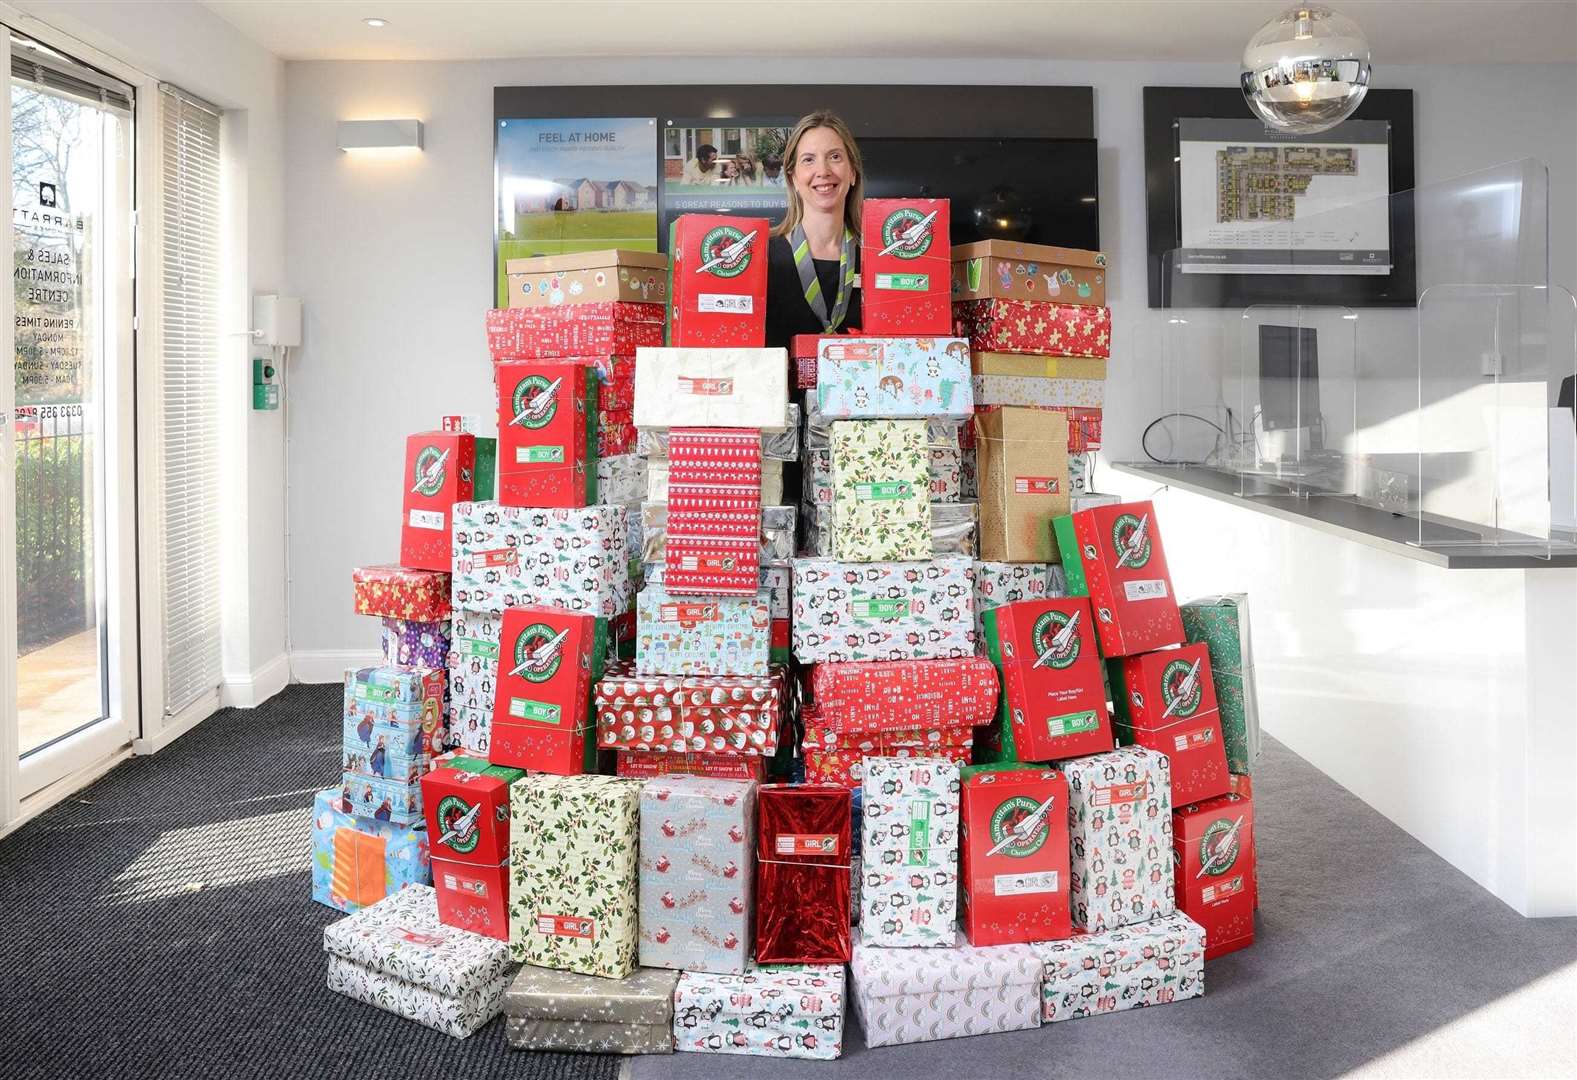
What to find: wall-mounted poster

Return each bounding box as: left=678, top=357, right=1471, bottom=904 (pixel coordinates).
left=658, top=118, right=794, bottom=240
left=494, top=116, right=659, bottom=305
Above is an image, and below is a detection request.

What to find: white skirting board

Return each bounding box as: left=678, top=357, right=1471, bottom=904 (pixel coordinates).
left=288, top=650, right=381, bottom=684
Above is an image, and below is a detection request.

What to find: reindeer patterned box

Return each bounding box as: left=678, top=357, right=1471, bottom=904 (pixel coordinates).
left=814, top=337, right=973, bottom=419
left=635, top=583, right=771, bottom=677
left=859, top=757, right=961, bottom=947
left=638, top=776, right=757, bottom=974
left=1032, top=911, right=1205, bottom=1024
left=450, top=502, right=630, bottom=619
left=851, top=929, right=1042, bottom=1047
left=790, top=557, right=976, bottom=664
left=830, top=419, right=931, bottom=563
left=672, top=963, right=845, bottom=1060
left=1059, top=747, right=1175, bottom=934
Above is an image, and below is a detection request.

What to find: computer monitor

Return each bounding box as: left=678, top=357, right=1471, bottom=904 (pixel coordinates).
left=1259, top=325, right=1322, bottom=449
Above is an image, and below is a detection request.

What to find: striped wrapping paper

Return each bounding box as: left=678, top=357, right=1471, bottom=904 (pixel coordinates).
left=664, top=428, right=762, bottom=595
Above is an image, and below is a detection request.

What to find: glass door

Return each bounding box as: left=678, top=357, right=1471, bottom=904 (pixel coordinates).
left=9, top=31, right=137, bottom=797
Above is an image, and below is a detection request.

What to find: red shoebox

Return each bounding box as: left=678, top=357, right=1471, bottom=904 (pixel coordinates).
left=953, top=298, right=1111, bottom=358
left=495, top=360, right=596, bottom=508
left=861, top=198, right=951, bottom=334
left=1068, top=499, right=1184, bottom=657
left=485, top=302, right=664, bottom=360
left=399, top=431, right=476, bottom=572
left=960, top=766, right=1071, bottom=946
left=1174, top=787, right=1256, bottom=960
left=421, top=756, right=525, bottom=866
left=668, top=214, right=769, bottom=347
left=432, top=858, right=510, bottom=941
left=490, top=606, right=605, bottom=775
left=982, top=597, right=1114, bottom=761
left=809, top=657, right=999, bottom=732
left=352, top=564, right=451, bottom=621
left=1230, top=773, right=1260, bottom=909
left=754, top=785, right=852, bottom=964
left=1110, top=642, right=1231, bottom=806
left=615, top=749, right=766, bottom=781
left=664, top=428, right=762, bottom=595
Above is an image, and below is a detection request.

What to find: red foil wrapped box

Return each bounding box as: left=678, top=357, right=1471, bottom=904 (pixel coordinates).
left=1110, top=642, right=1231, bottom=807
left=595, top=663, right=785, bottom=755
left=755, top=785, right=852, bottom=965
left=808, top=657, right=999, bottom=733
left=1174, top=786, right=1256, bottom=960
left=352, top=564, right=452, bottom=621
left=485, top=301, right=664, bottom=360
left=1067, top=499, right=1184, bottom=658
left=616, top=749, right=766, bottom=781
left=954, top=298, right=1111, bottom=358
left=400, top=431, right=477, bottom=572
left=664, top=428, right=762, bottom=596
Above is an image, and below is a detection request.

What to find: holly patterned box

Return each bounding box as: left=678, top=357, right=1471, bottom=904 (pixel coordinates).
left=310, top=787, right=431, bottom=914
left=486, top=301, right=664, bottom=360
left=1058, top=746, right=1175, bottom=933
left=353, top=565, right=451, bottom=622
left=450, top=502, right=630, bottom=619
left=953, top=298, right=1112, bottom=358
left=503, top=965, right=679, bottom=1055
left=508, top=773, right=643, bottom=978
left=814, top=336, right=973, bottom=419
left=672, top=963, right=845, bottom=1060
left=830, top=419, right=931, bottom=562
left=1032, top=911, right=1205, bottom=1024
left=790, top=557, right=976, bottom=664
left=1180, top=594, right=1262, bottom=775
left=851, top=929, right=1042, bottom=1047
left=322, top=885, right=514, bottom=1039
left=859, top=757, right=961, bottom=947
left=639, top=776, right=757, bottom=974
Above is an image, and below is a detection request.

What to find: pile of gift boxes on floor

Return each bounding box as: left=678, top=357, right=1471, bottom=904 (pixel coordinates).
left=312, top=204, right=1267, bottom=1058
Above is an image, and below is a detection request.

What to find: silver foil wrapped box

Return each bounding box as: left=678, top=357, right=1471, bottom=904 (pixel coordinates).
left=503, top=965, right=679, bottom=1054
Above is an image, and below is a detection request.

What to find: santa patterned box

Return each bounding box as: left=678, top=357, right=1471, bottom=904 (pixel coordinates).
left=616, top=750, right=766, bottom=781
left=311, top=787, right=431, bottom=914
left=953, top=298, right=1112, bottom=358
left=380, top=618, right=451, bottom=669
left=1032, top=911, right=1205, bottom=1023
left=633, top=347, right=787, bottom=428
left=634, top=583, right=770, bottom=677
left=1180, top=594, right=1262, bottom=775
left=973, top=561, right=1065, bottom=638
left=790, top=556, right=976, bottom=664
left=486, top=301, right=664, bottom=360
left=862, top=198, right=951, bottom=334
left=755, top=785, right=853, bottom=964
left=859, top=757, right=961, bottom=947
left=667, top=214, right=770, bottom=347
left=509, top=773, right=642, bottom=978
left=1173, top=786, right=1255, bottom=960
left=851, top=929, right=1042, bottom=1047
left=814, top=336, right=973, bottom=419
left=353, top=565, right=452, bottom=622
left=1059, top=747, right=1175, bottom=933
left=638, top=776, right=757, bottom=974
left=664, top=428, right=762, bottom=595
left=830, top=419, right=931, bottom=562
left=809, top=657, right=998, bottom=732
left=1054, top=499, right=1184, bottom=657
left=1109, top=642, right=1231, bottom=807
left=322, top=885, right=513, bottom=1039
left=959, top=765, right=1070, bottom=946
left=672, top=963, right=845, bottom=1060
left=504, top=965, right=679, bottom=1055
left=450, top=502, right=630, bottom=618
left=596, top=663, right=784, bottom=755
left=972, top=374, right=1105, bottom=409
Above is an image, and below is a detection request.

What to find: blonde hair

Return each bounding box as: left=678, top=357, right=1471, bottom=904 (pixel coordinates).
left=770, top=111, right=865, bottom=240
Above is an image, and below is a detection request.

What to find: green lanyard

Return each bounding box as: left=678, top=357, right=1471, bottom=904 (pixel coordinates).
left=790, top=225, right=856, bottom=332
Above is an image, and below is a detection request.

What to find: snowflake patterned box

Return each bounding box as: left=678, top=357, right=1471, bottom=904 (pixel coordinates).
left=790, top=556, right=976, bottom=664
left=503, top=965, right=680, bottom=1055
left=596, top=663, right=784, bottom=755
left=635, top=583, right=770, bottom=677
left=859, top=757, right=961, bottom=947
left=851, top=929, right=1042, bottom=1047
left=1180, top=594, right=1262, bottom=775
left=508, top=773, right=643, bottom=978
left=1058, top=747, right=1175, bottom=933
left=1173, top=787, right=1255, bottom=960
left=311, top=788, right=431, bottom=914
left=958, top=766, right=1071, bottom=946
left=322, top=885, right=514, bottom=1039
left=1110, top=642, right=1231, bottom=807
left=829, top=419, right=931, bottom=562
left=638, top=776, right=757, bottom=974
left=664, top=428, right=762, bottom=595
left=1032, top=911, right=1205, bottom=1024
left=755, top=785, right=853, bottom=965
left=672, top=963, right=845, bottom=1060
left=814, top=336, right=973, bottom=419
left=632, top=347, right=787, bottom=429
left=353, top=564, right=451, bottom=622
left=380, top=618, right=451, bottom=669
left=953, top=298, right=1112, bottom=358
left=485, top=301, right=665, bottom=361
left=862, top=198, right=952, bottom=334
left=450, top=502, right=630, bottom=619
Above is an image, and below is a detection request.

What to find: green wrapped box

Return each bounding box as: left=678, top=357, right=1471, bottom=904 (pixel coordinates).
left=1179, top=593, right=1260, bottom=774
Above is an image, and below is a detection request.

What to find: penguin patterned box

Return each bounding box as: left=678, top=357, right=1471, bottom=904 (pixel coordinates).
left=638, top=776, right=757, bottom=975
left=485, top=301, right=665, bottom=360
left=830, top=419, right=931, bottom=563
left=1032, top=911, right=1205, bottom=1024
left=503, top=965, right=680, bottom=1055
left=635, top=583, right=770, bottom=677
left=322, top=885, right=514, bottom=1039
left=851, top=929, right=1042, bottom=1048
left=859, top=757, right=961, bottom=947
left=450, top=502, right=630, bottom=618
left=814, top=336, right=973, bottom=419
left=310, top=787, right=430, bottom=915
left=448, top=609, right=501, bottom=719
left=672, top=963, right=845, bottom=1061
left=790, top=556, right=976, bottom=664
left=1059, top=746, right=1175, bottom=933
left=353, top=564, right=452, bottom=622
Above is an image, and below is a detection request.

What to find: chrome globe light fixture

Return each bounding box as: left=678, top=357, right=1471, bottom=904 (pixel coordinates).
left=1241, top=5, right=1372, bottom=134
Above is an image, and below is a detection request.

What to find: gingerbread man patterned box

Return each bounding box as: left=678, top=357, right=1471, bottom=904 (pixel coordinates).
left=860, top=757, right=961, bottom=947
left=1032, top=911, right=1205, bottom=1024
left=790, top=556, right=976, bottom=664
left=1058, top=746, right=1176, bottom=934
left=851, top=929, right=1042, bottom=1048
left=953, top=297, right=1112, bottom=358
left=672, top=963, right=845, bottom=1060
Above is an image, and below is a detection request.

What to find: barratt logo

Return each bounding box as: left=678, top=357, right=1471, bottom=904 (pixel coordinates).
left=435, top=794, right=481, bottom=855
left=1199, top=815, right=1243, bottom=877
left=508, top=622, right=567, bottom=684
left=1031, top=609, right=1080, bottom=670
left=509, top=374, right=559, bottom=430
left=879, top=207, right=935, bottom=260
left=1111, top=512, right=1151, bottom=569
left=411, top=445, right=448, bottom=497
left=696, top=225, right=754, bottom=278
left=987, top=795, right=1054, bottom=858
left=1160, top=657, right=1203, bottom=718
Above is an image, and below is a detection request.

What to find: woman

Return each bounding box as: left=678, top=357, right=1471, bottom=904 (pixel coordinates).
left=764, top=111, right=865, bottom=350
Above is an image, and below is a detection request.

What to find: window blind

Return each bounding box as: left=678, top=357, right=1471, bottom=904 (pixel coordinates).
left=157, top=84, right=223, bottom=715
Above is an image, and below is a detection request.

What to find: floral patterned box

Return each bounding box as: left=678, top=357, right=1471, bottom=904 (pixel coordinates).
left=635, top=582, right=771, bottom=677
left=322, top=885, right=514, bottom=1039
left=1032, top=911, right=1205, bottom=1023
left=953, top=298, right=1112, bottom=358
left=450, top=502, right=630, bottom=619
left=790, top=556, right=976, bottom=664
left=814, top=337, right=973, bottom=419
left=1057, top=746, right=1175, bottom=933
left=851, top=928, right=1042, bottom=1047
left=504, top=965, right=679, bottom=1054
left=353, top=565, right=451, bottom=622
left=311, top=787, right=431, bottom=914
left=830, top=419, right=931, bottom=562
left=672, top=963, right=845, bottom=1060
left=860, top=757, right=961, bottom=947
left=508, top=773, right=643, bottom=978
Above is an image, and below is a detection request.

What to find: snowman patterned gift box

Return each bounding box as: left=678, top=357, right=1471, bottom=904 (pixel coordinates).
left=508, top=773, right=642, bottom=978
left=790, top=556, right=976, bottom=664
left=1032, top=911, right=1205, bottom=1024
left=450, top=502, right=630, bottom=618
left=814, top=336, right=974, bottom=419
left=860, top=757, right=961, bottom=947
left=504, top=965, right=680, bottom=1055
left=851, top=928, right=1042, bottom=1047
left=1059, top=746, right=1175, bottom=933
left=672, top=963, right=845, bottom=1061
left=322, top=885, right=514, bottom=1039
left=639, top=776, right=757, bottom=974
left=635, top=583, right=771, bottom=677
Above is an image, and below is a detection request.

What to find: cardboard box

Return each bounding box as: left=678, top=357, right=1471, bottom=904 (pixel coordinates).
left=755, top=785, right=853, bottom=965
left=973, top=352, right=1108, bottom=381
left=310, top=787, right=431, bottom=914
left=814, top=336, right=973, bottom=419
left=951, top=240, right=1108, bottom=307
left=353, top=565, right=451, bottom=621
left=432, top=858, right=510, bottom=941
left=504, top=249, right=669, bottom=309
left=859, top=757, right=960, bottom=947
left=954, top=298, right=1112, bottom=358
left=632, top=347, right=787, bottom=429
left=1033, top=911, right=1205, bottom=1023
left=851, top=929, right=1042, bottom=1047
left=1062, top=499, right=1184, bottom=657
left=981, top=597, right=1114, bottom=762
left=400, top=431, right=477, bottom=572
left=861, top=198, right=951, bottom=334
left=451, top=502, right=630, bottom=618
left=976, top=406, right=1070, bottom=563
left=1059, top=746, right=1175, bottom=933
left=1174, top=787, right=1256, bottom=960
left=663, top=428, right=762, bottom=595
left=973, top=374, right=1105, bottom=409
left=616, top=750, right=766, bottom=781
left=1180, top=594, right=1262, bottom=775
left=639, top=776, right=757, bottom=974
left=596, top=662, right=784, bottom=755
left=830, top=419, right=931, bottom=562
left=494, top=360, right=597, bottom=508
left=673, top=964, right=845, bottom=1060
left=959, top=766, right=1071, bottom=946
left=791, top=556, right=976, bottom=664
left=490, top=606, right=606, bottom=775
left=809, top=657, right=998, bottom=732
left=503, top=965, right=680, bottom=1055
left=380, top=618, right=451, bottom=669
left=486, top=302, right=664, bottom=361
left=635, top=583, right=770, bottom=677
left=1110, top=642, right=1232, bottom=807
left=667, top=214, right=770, bottom=347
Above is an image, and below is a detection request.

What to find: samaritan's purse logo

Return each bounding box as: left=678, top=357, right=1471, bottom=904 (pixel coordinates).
left=1111, top=512, right=1151, bottom=568
left=880, top=207, right=933, bottom=259
left=512, top=622, right=564, bottom=684
left=510, top=374, right=557, bottom=430
left=698, top=225, right=751, bottom=278
left=1160, top=657, right=1202, bottom=718
left=412, top=445, right=446, bottom=497
left=989, top=795, right=1050, bottom=858
left=1032, top=609, right=1079, bottom=669
left=436, top=795, right=480, bottom=855
left=1199, top=816, right=1241, bottom=876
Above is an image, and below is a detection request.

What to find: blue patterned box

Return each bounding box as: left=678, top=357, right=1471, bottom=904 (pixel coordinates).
left=635, top=583, right=771, bottom=677
left=311, top=787, right=431, bottom=913
left=815, top=337, right=974, bottom=419
left=343, top=666, right=446, bottom=759
left=451, top=502, right=631, bottom=618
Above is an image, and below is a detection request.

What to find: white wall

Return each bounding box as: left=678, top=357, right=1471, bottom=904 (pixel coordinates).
left=281, top=56, right=1577, bottom=662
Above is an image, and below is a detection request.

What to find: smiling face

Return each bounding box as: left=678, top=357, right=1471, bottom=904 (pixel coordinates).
left=790, top=126, right=856, bottom=217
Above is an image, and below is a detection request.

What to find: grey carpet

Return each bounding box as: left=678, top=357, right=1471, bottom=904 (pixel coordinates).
left=1, top=685, right=1572, bottom=1080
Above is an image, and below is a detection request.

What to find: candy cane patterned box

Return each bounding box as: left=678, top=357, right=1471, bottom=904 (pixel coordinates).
left=790, top=557, right=976, bottom=664
left=1032, top=911, right=1205, bottom=1023
left=450, top=502, right=630, bottom=618
left=672, top=963, right=845, bottom=1060
left=860, top=757, right=961, bottom=947
left=1058, top=746, right=1175, bottom=933
left=851, top=929, right=1041, bottom=1047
